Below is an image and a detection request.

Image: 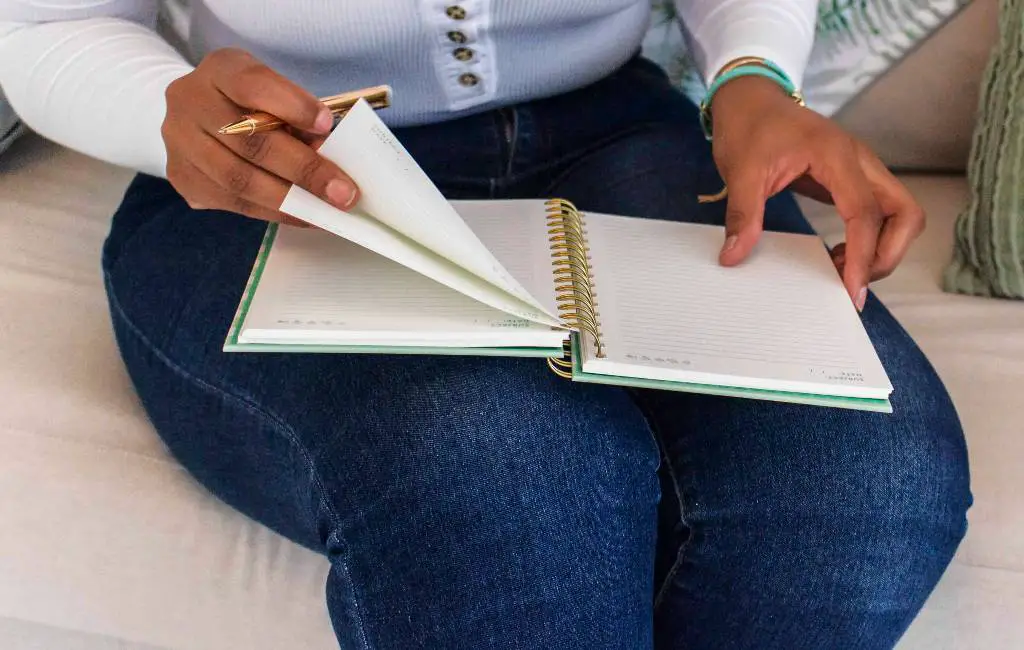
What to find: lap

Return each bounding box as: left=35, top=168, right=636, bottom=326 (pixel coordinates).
left=105, top=175, right=663, bottom=646
left=102, top=174, right=660, bottom=530
left=543, top=108, right=970, bottom=646
left=104, top=108, right=964, bottom=549
left=103, top=75, right=969, bottom=645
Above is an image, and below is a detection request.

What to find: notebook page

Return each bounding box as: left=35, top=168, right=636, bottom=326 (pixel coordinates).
left=453, top=200, right=561, bottom=319
left=280, top=99, right=558, bottom=324
left=240, top=226, right=564, bottom=348
left=580, top=214, right=892, bottom=398
left=279, top=189, right=563, bottom=328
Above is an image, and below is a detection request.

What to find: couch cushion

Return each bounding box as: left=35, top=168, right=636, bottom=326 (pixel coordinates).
left=0, top=135, right=1022, bottom=649
left=0, top=136, right=337, bottom=650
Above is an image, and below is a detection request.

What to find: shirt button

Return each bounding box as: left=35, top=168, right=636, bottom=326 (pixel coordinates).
left=445, top=5, right=467, bottom=20
left=458, top=72, right=480, bottom=87
left=447, top=30, right=468, bottom=44
left=453, top=47, right=474, bottom=62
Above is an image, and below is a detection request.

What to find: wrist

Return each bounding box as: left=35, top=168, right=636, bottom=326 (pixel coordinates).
left=699, top=57, right=804, bottom=140
left=710, top=74, right=793, bottom=124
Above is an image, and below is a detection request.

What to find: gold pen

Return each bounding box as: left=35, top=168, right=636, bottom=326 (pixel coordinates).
left=218, top=84, right=393, bottom=136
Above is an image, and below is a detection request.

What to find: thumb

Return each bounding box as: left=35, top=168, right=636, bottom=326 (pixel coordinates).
left=719, top=167, right=767, bottom=266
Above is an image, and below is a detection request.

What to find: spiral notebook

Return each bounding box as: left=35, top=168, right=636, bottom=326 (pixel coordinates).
left=226, top=100, right=894, bottom=412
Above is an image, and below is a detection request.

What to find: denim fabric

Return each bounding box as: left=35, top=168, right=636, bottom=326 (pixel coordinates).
left=101, top=57, right=971, bottom=649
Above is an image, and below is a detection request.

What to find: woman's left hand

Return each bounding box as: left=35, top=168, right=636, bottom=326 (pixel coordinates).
left=709, top=75, right=925, bottom=311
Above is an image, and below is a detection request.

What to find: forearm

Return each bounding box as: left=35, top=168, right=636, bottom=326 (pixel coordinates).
left=674, top=0, right=818, bottom=88
left=0, top=4, right=192, bottom=177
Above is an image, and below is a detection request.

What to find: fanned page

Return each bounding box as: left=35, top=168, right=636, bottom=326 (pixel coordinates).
left=279, top=99, right=561, bottom=327
left=238, top=214, right=563, bottom=349
left=579, top=214, right=893, bottom=400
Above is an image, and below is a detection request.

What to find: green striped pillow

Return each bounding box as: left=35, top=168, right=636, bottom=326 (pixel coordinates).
left=944, top=0, right=1024, bottom=299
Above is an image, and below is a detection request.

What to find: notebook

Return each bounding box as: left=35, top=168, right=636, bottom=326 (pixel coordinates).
left=226, top=100, right=894, bottom=413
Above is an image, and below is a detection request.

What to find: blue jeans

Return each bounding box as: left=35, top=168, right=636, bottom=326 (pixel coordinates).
left=101, top=57, right=970, bottom=649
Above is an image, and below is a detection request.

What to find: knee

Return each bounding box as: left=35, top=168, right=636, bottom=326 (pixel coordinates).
left=317, top=358, right=661, bottom=646
left=782, top=380, right=971, bottom=610
left=316, top=356, right=661, bottom=545
left=870, top=328, right=972, bottom=558
left=866, top=380, right=971, bottom=565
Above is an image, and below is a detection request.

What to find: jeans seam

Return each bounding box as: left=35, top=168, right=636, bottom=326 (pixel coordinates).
left=650, top=420, right=694, bottom=610
left=104, top=272, right=374, bottom=650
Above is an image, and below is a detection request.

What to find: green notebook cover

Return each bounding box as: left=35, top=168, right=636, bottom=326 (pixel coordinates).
left=566, top=336, right=893, bottom=414
left=225, top=226, right=892, bottom=413
left=222, top=224, right=563, bottom=358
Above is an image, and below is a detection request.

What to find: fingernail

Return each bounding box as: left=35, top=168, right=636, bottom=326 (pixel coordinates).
left=314, top=107, right=333, bottom=134
left=326, top=179, right=357, bottom=209
left=722, top=235, right=738, bottom=253
left=855, top=286, right=868, bottom=312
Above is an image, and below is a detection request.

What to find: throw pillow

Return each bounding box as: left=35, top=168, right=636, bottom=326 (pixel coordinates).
left=944, top=0, right=1024, bottom=299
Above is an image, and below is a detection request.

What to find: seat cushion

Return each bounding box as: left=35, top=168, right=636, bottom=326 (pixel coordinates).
left=0, top=135, right=1022, bottom=649
left=0, top=136, right=336, bottom=650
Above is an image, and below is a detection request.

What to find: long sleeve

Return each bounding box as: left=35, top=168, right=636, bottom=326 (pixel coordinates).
left=674, top=0, right=818, bottom=88
left=0, top=1, right=194, bottom=177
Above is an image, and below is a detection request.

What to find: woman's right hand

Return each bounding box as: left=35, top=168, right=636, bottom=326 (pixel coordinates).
left=162, top=48, right=359, bottom=223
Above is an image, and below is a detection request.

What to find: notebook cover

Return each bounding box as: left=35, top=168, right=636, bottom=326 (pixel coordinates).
left=223, top=224, right=563, bottom=357
left=568, top=335, right=893, bottom=413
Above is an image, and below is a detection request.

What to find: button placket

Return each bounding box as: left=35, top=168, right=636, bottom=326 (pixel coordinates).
left=422, top=0, right=496, bottom=110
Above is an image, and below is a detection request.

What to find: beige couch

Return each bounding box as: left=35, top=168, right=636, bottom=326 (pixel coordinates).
left=1, top=2, right=1021, bottom=647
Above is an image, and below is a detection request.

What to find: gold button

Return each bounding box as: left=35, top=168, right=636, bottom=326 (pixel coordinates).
left=445, top=5, right=466, bottom=20
left=453, top=47, right=473, bottom=62
left=447, top=30, right=467, bottom=44
left=458, top=72, right=479, bottom=87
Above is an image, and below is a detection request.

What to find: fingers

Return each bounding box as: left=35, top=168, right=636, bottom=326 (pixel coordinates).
left=858, top=146, right=926, bottom=279
left=181, top=130, right=293, bottom=211
left=810, top=140, right=882, bottom=309
left=162, top=49, right=351, bottom=227
left=830, top=242, right=847, bottom=275
left=198, top=94, right=359, bottom=210
left=168, top=157, right=302, bottom=224
left=828, top=148, right=925, bottom=295
left=843, top=215, right=881, bottom=311
left=719, top=165, right=768, bottom=266
left=218, top=128, right=358, bottom=210
left=788, top=175, right=834, bottom=205
left=291, top=127, right=329, bottom=150
left=209, top=49, right=333, bottom=135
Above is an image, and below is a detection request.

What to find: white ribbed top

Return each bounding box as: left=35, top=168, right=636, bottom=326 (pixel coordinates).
left=0, top=1, right=817, bottom=177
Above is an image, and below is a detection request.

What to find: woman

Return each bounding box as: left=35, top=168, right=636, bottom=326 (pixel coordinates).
left=0, top=1, right=970, bottom=648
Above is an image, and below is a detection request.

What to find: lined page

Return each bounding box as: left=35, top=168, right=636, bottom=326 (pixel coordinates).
left=240, top=225, right=562, bottom=347
left=280, top=100, right=560, bottom=325
left=453, top=200, right=561, bottom=319
left=581, top=213, right=892, bottom=398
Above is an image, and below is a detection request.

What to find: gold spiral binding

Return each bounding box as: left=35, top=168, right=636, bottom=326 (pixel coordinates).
left=544, top=198, right=604, bottom=377
left=548, top=340, right=575, bottom=379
